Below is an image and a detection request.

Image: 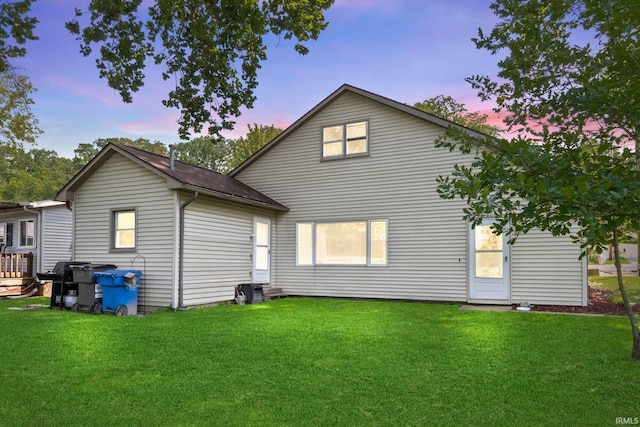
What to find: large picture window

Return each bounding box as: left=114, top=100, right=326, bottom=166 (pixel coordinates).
left=317, top=222, right=367, bottom=264
left=19, top=219, right=34, bottom=247
left=112, top=209, right=136, bottom=250
left=296, top=220, right=387, bottom=266
left=322, top=121, right=368, bottom=159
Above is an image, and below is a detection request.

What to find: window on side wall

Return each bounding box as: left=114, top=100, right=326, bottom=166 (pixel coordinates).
left=111, top=209, right=136, bottom=251
left=4, top=223, right=13, bottom=247
left=322, top=121, right=368, bottom=159
left=19, top=220, right=34, bottom=247
left=296, top=220, right=387, bottom=266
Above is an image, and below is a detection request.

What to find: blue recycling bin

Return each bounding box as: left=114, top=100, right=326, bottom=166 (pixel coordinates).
left=94, top=270, right=143, bottom=316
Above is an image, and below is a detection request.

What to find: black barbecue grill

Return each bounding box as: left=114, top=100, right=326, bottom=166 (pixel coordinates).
left=37, top=261, right=89, bottom=309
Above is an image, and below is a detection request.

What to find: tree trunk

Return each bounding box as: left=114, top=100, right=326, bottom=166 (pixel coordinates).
left=612, top=228, right=640, bottom=360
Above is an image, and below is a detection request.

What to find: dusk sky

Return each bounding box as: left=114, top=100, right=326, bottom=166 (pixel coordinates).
left=17, top=0, right=503, bottom=158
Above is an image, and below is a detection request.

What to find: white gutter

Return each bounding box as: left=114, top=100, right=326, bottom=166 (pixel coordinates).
left=178, top=184, right=288, bottom=212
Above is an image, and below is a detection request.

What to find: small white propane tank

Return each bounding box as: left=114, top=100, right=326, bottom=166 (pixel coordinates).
left=64, top=290, right=78, bottom=308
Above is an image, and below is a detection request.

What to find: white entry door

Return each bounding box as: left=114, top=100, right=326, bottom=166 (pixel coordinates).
left=469, top=220, right=509, bottom=300
left=253, top=217, right=271, bottom=283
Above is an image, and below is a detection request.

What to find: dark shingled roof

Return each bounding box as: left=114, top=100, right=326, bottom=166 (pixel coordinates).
left=56, top=143, right=287, bottom=212
left=116, top=144, right=288, bottom=211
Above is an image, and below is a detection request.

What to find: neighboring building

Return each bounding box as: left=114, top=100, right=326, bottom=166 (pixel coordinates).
left=0, top=200, right=72, bottom=294
left=56, top=84, right=587, bottom=311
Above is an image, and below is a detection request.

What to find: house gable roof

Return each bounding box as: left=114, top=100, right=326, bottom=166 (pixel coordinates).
left=56, top=143, right=288, bottom=212
left=229, top=83, right=489, bottom=177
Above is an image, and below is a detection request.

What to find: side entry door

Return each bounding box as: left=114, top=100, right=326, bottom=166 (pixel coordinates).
left=469, top=220, right=510, bottom=300
left=253, top=217, right=271, bottom=283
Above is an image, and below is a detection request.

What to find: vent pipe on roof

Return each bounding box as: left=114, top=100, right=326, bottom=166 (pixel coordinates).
left=169, top=144, right=176, bottom=170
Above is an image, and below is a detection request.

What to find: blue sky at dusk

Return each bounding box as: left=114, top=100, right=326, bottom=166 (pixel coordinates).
left=17, top=0, right=502, bottom=158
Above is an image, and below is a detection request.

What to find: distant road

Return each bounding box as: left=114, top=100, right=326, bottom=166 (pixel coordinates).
left=589, top=263, right=639, bottom=276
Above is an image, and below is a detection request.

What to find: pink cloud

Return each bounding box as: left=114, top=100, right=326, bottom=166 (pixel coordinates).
left=118, top=115, right=179, bottom=137
left=221, top=113, right=293, bottom=140
left=44, top=75, right=123, bottom=107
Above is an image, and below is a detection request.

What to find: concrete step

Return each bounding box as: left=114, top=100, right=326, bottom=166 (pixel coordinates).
left=262, top=287, right=287, bottom=300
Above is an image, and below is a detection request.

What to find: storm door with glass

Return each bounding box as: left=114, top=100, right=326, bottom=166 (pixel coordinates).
left=253, top=217, right=271, bottom=283
left=469, top=220, right=509, bottom=300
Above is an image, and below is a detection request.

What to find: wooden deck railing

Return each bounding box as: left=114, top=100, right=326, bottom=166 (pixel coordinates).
left=0, top=252, right=33, bottom=278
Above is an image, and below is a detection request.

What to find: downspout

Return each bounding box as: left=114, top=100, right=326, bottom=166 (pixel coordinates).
left=66, top=201, right=75, bottom=261
left=22, top=205, right=41, bottom=274
left=178, top=191, right=198, bottom=309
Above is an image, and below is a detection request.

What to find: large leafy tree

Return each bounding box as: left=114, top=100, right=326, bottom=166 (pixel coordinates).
left=174, top=123, right=282, bottom=173
left=66, top=0, right=334, bottom=139
left=174, top=136, right=232, bottom=173
left=72, top=137, right=168, bottom=170
left=0, top=0, right=39, bottom=147
left=0, top=71, right=40, bottom=146
left=227, top=123, right=282, bottom=170
left=0, top=144, right=74, bottom=200
left=413, top=95, right=501, bottom=137
left=437, top=0, right=640, bottom=359
left=0, top=0, right=38, bottom=73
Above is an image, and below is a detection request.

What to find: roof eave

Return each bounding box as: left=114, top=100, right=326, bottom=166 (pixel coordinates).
left=179, top=184, right=289, bottom=212
left=55, top=144, right=120, bottom=201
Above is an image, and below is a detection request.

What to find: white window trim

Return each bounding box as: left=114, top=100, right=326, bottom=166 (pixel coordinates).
left=321, top=120, right=369, bottom=160
left=0, top=222, right=5, bottom=245
left=110, top=208, right=137, bottom=252
left=296, top=219, right=388, bottom=267
left=18, top=219, right=35, bottom=248
left=296, top=223, right=315, bottom=266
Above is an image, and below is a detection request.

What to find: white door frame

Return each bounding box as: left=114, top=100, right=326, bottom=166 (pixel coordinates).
left=252, top=216, right=271, bottom=283
left=469, top=219, right=510, bottom=301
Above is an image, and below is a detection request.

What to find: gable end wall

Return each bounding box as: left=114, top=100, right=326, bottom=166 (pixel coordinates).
left=236, top=91, right=586, bottom=305
left=73, top=154, right=176, bottom=309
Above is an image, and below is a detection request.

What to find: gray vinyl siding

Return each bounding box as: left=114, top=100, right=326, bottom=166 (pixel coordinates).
left=236, top=91, right=587, bottom=305
left=40, top=206, right=72, bottom=272
left=511, top=229, right=586, bottom=306
left=237, top=91, right=471, bottom=302
left=182, top=196, right=275, bottom=306
left=0, top=206, right=72, bottom=273
left=73, top=154, right=176, bottom=309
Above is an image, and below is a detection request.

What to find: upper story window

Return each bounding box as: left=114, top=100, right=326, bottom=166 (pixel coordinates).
left=112, top=209, right=136, bottom=250
left=19, top=219, right=34, bottom=247
left=322, top=121, right=368, bottom=159
left=0, top=222, right=5, bottom=245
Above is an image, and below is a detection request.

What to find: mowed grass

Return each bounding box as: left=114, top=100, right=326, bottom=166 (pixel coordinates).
left=1, top=296, right=638, bottom=426
left=590, top=275, right=640, bottom=304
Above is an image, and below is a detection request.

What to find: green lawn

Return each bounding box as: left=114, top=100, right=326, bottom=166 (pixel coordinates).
left=590, top=275, right=640, bottom=304
left=1, top=297, right=638, bottom=426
